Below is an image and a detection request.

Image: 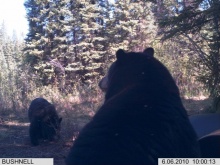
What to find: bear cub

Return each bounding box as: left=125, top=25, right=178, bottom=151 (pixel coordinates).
left=66, top=48, right=200, bottom=165
left=28, top=98, right=62, bottom=146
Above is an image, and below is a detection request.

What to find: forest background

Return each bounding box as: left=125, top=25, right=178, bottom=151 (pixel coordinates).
left=0, top=0, right=219, bottom=115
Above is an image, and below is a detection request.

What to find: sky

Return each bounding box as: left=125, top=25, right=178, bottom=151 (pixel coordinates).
left=0, top=0, right=28, bottom=38
left=0, top=0, right=115, bottom=39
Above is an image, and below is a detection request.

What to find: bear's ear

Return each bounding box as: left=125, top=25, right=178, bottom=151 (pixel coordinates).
left=143, top=47, right=154, bottom=57
left=116, top=49, right=126, bottom=61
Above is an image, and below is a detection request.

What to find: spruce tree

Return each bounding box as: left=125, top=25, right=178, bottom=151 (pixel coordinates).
left=108, top=0, right=157, bottom=52
left=155, top=0, right=220, bottom=110
left=0, top=21, right=26, bottom=110
left=24, top=0, right=72, bottom=90
left=23, top=0, right=158, bottom=93
left=67, top=0, right=108, bottom=83
left=24, top=0, right=44, bottom=65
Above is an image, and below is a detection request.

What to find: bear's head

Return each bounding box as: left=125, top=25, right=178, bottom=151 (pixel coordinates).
left=41, top=105, right=62, bottom=141
left=99, top=48, right=179, bottom=101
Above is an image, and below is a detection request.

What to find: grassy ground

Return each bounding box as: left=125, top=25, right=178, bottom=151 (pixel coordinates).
left=0, top=94, right=212, bottom=165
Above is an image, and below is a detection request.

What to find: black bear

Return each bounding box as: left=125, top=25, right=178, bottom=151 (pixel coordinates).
left=28, top=98, right=62, bottom=146
left=66, top=48, right=200, bottom=165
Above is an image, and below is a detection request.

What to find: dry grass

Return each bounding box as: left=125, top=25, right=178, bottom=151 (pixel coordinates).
left=0, top=84, right=212, bottom=164
left=0, top=84, right=104, bottom=164
left=182, top=96, right=213, bottom=115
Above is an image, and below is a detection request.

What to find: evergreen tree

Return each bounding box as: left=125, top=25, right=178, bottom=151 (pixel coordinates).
left=24, top=0, right=110, bottom=92
left=0, top=22, right=8, bottom=72
left=68, top=0, right=107, bottom=83
left=40, top=0, right=72, bottom=89
left=108, top=0, right=157, bottom=51
left=23, top=0, right=158, bottom=93
left=0, top=21, right=26, bottom=111
left=24, top=0, right=44, bottom=65
left=155, top=0, right=220, bottom=109
left=24, top=0, right=72, bottom=90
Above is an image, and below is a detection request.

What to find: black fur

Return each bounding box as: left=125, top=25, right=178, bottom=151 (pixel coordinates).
left=28, top=98, right=62, bottom=146
left=66, top=48, right=200, bottom=165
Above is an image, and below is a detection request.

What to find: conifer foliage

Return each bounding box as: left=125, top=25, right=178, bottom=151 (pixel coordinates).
left=0, top=22, right=25, bottom=111
left=152, top=0, right=220, bottom=111
left=155, top=0, right=220, bottom=105
left=23, top=0, right=157, bottom=93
